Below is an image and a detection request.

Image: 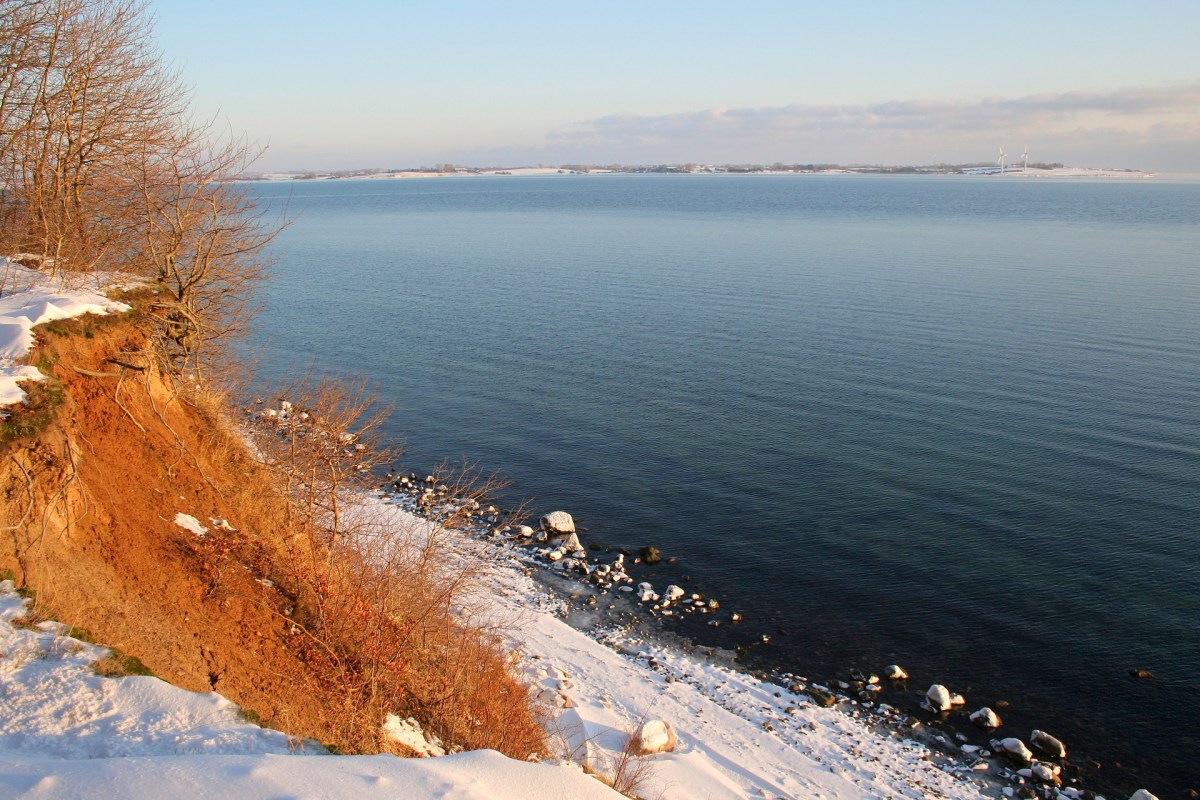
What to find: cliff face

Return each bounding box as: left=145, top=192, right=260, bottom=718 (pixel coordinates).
left=0, top=308, right=331, bottom=741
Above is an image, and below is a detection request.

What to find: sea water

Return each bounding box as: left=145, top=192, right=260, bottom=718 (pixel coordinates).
left=248, top=174, right=1200, bottom=795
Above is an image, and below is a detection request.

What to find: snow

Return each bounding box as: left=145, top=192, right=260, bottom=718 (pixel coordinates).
left=0, top=487, right=1003, bottom=800
left=0, top=581, right=623, bottom=799
left=0, top=262, right=131, bottom=406
left=173, top=513, right=209, bottom=537
left=363, top=497, right=998, bottom=800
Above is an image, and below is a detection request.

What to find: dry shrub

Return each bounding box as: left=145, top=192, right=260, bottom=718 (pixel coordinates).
left=549, top=718, right=660, bottom=800
left=607, top=729, right=660, bottom=800
left=231, top=378, right=546, bottom=757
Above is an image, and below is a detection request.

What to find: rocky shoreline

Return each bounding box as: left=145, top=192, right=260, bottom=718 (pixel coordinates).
left=378, top=471, right=1165, bottom=800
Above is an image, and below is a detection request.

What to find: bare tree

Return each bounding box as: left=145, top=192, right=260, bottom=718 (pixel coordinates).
left=1, top=0, right=185, bottom=273
left=1, top=0, right=279, bottom=378
left=127, top=126, right=280, bottom=378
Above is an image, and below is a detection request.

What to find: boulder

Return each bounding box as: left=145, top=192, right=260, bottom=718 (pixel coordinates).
left=557, top=532, right=583, bottom=553
left=806, top=687, right=838, bottom=707
left=970, top=707, right=1002, bottom=729
left=999, top=737, right=1033, bottom=763
left=633, top=720, right=677, bottom=755
left=926, top=684, right=952, bottom=712
left=516, top=525, right=535, bottom=537
left=540, top=511, right=575, bottom=534
left=949, top=693, right=966, bottom=707
left=663, top=585, right=686, bottom=603
left=884, top=664, right=909, bottom=680
left=1129, top=791, right=1160, bottom=800
left=1031, top=729, right=1066, bottom=759
left=536, top=688, right=575, bottom=709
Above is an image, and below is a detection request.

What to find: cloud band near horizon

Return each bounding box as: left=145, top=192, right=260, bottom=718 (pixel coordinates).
left=541, top=82, right=1200, bottom=169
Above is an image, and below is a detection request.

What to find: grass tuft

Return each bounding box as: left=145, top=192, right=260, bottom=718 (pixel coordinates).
left=92, top=651, right=155, bottom=678
left=1, top=378, right=65, bottom=444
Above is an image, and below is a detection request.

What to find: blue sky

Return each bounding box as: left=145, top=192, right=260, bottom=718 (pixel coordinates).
left=150, top=1, right=1200, bottom=172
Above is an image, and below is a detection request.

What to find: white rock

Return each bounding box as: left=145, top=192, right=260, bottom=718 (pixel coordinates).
left=540, top=511, right=575, bottom=534
left=516, top=525, right=535, bottom=537
left=884, top=664, right=909, bottom=680
left=557, top=532, right=583, bottom=552
left=949, top=693, right=966, bottom=707
left=1031, top=763, right=1058, bottom=783
left=970, top=707, right=1002, bottom=728
left=637, top=582, right=659, bottom=603
left=633, top=719, right=677, bottom=755
left=547, top=548, right=565, bottom=562
left=663, top=585, right=686, bottom=603
left=1000, top=737, right=1033, bottom=763
left=1031, top=729, right=1067, bottom=759
left=1130, top=791, right=1160, bottom=800
left=536, top=688, right=574, bottom=708
left=926, top=684, right=952, bottom=712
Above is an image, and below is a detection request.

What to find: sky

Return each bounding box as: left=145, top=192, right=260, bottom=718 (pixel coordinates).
left=148, top=0, right=1200, bottom=172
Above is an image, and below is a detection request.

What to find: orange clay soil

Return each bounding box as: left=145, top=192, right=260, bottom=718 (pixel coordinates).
left=0, top=302, right=543, bottom=757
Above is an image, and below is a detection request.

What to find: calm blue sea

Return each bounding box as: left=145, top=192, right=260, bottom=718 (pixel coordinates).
left=248, top=175, right=1200, bottom=796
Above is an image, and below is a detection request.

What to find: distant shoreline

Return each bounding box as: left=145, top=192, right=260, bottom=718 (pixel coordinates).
left=243, top=165, right=1156, bottom=182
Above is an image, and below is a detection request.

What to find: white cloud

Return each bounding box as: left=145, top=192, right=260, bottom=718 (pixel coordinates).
left=535, top=82, right=1200, bottom=170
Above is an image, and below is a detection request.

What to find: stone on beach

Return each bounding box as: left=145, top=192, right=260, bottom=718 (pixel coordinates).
left=557, top=532, right=583, bottom=553
left=969, top=707, right=1002, bottom=728
left=1030, top=729, right=1067, bottom=759
left=540, top=511, right=575, bottom=534
left=640, top=545, right=662, bottom=564
left=1129, top=791, right=1160, bottom=800
left=884, top=664, right=909, bottom=680
left=999, top=737, right=1033, bottom=763
left=633, top=719, right=677, bottom=755
left=1030, top=763, right=1060, bottom=784
left=926, top=684, right=952, bottom=712
left=637, top=582, right=659, bottom=603
left=663, top=585, right=685, bottom=603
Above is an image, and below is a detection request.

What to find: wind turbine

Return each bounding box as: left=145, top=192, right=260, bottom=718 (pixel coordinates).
left=998, top=146, right=1007, bottom=175
left=1022, top=145, right=1029, bottom=173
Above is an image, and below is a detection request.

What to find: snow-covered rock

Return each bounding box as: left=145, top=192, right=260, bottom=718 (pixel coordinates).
left=1130, top=791, right=1160, bottom=800
left=557, top=532, right=583, bottom=553
left=662, top=585, right=685, bottom=603
left=999, top=737, right=1033, bottom=763
left=540, top=511, right=575, bottom=534
left=884, top=664, right=909, bottom=680
left=1030, top=763, right=1059, bottom=783
left=633, top=719, right=677, bottom=755
left=969, top=707, right=1001, bottom=728
left=926, top=684, right=952, bottom=712
left=1030, top=729, right=1066, bottom=759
